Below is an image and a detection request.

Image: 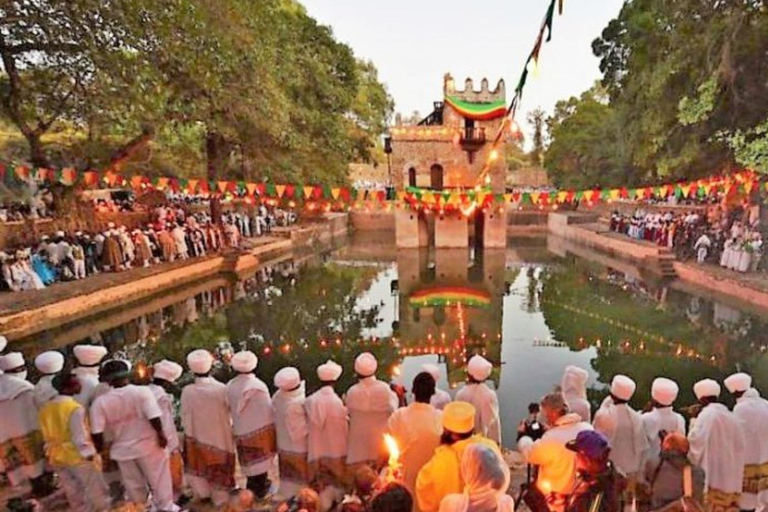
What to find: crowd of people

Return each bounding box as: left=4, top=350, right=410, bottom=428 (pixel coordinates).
left=609, top=205, right=764, bottom=272
left=1, top=334, right=766, bottom=512
left=0, top=202, right=296, bottom=293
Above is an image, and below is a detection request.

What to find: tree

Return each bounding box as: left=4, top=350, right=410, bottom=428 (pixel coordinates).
left=526, top=107, right=546, bottom=167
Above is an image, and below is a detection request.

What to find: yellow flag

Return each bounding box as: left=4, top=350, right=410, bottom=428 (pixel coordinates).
left=331, top=187, right=341, bottom=200
left=275, top=184, right=287, bottom=197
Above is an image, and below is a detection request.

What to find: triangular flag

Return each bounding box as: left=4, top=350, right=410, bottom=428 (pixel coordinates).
left=14, top=165, right=30, bottom=181
left=303, top=186, right=314, bottom=199
left=285, top=184, right=295, bottom=198
left=331, top=187, right=341, bottom=200
left=60, top=168, right=77, bottom=186
left=131, top=175, right=145, bottom=189
left=530, top=192, right=541, bottom=204
left=680, top=184, right=692, bottom=197
left=557, top=191, right=567, bottom=203
left=256, top=183, right=267, bottom=196
left=156, top=177, right=169, bottom=190
left=609, top=189, right=620, bottom=200
left=187, top=179, right=199, bottom=193
left=246, top=183, right=258, bottom=196
left=276, top=184, right=287, bottom=197
left=504, top=193, right=514, bottom=203
left=217, top=181, right=229, bottom=194
left=744, top=180, right=754, bottom=194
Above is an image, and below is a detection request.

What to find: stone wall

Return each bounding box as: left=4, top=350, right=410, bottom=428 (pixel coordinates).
left=350, top=210, right=396, bottom=231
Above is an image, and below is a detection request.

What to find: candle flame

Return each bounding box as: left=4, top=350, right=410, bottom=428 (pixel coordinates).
left=384, top=434, right=400, bottom=466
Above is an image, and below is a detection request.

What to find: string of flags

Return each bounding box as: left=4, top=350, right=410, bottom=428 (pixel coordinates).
left=0, top=161, right=762, bottom=213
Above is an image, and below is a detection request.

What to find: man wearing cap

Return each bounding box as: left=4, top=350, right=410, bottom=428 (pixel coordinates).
left=227, top=350, right=276, bottom=499
left=592, top=375, right=648, bottom=484
left=416, top=401, right=500, bottom=512
left=0, top=352, right=48, bottom=495
left=641, top=377, right=686, bottom=463
left=101, top=229, right=124, bottom=272
left=33, top=350, right=65, bottom=408
left=688, top=378, right=746, bottom=512
left=305, top=360, right=348, bottom=487
left=90, top=360, right=179, bottom=512
left=38, top=372, right=111, bottom=512
left=561, top=366, right=591, bottom=423
left=181, top=349, right=235, bottom=507
left=273, top=367, right=309, bottom=499
left=150, top=360, right=185, bottom=500
left=724, top=373, right=768, bottom=512
left=455, top=355, right=501, bottom=445
left=565, top=431, right=626, bottom=512
left=388, top=371, right=443, bottom=497
left=518, top=392, right=593, bottom=512
left=345, top=352, right=398, bottom=469
left=421, top=363, right=451, bottom=411
left=72, top=345, right=109, bottom=407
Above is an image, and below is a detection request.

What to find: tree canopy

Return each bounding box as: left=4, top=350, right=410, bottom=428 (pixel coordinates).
left=545, top=0, right=768, bottom=188
left=0, top=0, right=393, bottom=184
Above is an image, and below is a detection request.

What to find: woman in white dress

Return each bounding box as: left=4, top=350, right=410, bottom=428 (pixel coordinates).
left=737, top=240, right=752, bottom=273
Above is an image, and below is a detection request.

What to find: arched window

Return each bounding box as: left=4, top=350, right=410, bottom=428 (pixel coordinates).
left=430, top=164, right=444, bottom=190
left=408, top=167, right=417, bottom=188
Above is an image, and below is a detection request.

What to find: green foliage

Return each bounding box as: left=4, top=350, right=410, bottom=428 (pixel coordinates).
left=722, top=118, right=768, bottom=174
left=526, top=107, right=546, bottom=167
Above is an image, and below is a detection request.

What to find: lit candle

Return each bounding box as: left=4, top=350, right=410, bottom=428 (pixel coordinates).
left=383, top=434, right=402, bottom=483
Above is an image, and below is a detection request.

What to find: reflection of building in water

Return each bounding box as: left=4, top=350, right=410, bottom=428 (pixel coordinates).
left=395, top=249, right=505, bottom=386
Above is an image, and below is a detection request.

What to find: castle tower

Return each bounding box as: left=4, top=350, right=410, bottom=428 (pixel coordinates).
left=391, top=73, right=508, bottom=249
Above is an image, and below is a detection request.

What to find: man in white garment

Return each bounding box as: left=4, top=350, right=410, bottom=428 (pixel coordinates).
left=695, top=232, right=713, bottom=264
left=33, top=350, right=65, bottom=408
left=689, top=379, right=746, bottom=512
left=90, top=360, right=179, bottom=512
left=345, top=352, right=398, bottom=469
left=422, top=363, right=451, bottom=410
left=560, top=365, right=591, bottom=423
left=227, top=350, right=276, bottom=499
left=273, top=367, right=309, bottom=499
left=455, top=355, right=501, bottom=445
left=0, top=352, right=48, bottom=495
left=518, top=392, right=593, bottom=512
left=72, top=344, right=109, bottom=407
left=305, top=360, right=348, bottom=488
left=724, top=373, right=768, bottom=512
left=149, top=360, right=185, bottom=501
left=641, top=377, right=686, bottom=463
left=181, top=349, right=235, bottom=507
left=592, top=375, right=648, bottom=485
left=172, top=224, right=189, bottom=260
left=388, top=371, right=443, bottom=495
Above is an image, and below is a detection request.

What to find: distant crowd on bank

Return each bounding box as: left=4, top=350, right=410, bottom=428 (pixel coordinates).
left=0, top=202, right=296, bottom=293
left=609, top=203, right=764, bottom=272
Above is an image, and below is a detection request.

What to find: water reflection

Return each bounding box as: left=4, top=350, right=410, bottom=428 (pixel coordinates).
left=14, top=236, right=768, bottom=447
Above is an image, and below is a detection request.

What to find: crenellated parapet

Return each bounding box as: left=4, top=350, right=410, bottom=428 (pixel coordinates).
left=443, top=73, right=506, bottom=103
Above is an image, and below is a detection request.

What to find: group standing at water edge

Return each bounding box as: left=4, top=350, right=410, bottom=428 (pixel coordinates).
left=0, top=337, right=767, bottom=512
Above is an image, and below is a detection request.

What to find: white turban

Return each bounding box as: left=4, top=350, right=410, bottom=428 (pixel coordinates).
left=274, top=367, right=301, bottom=391
left=459, top=443, right=511, bottom=512
left=561, top=365, right=589, bottom=400
left=0, top=335, right=7, bottom=353
left=73, top=345, right=108, bottom=367
left=651, top=377, right=679, bottom=406
left=0, top=352, right=25, bottom=371
left=231, top=351, right=258, bottom=373
left=694, top=379, right=721, bottom=399
left=153, top=360, right=183, bottom=383
left=610, top=375, right=636, bottom=401
left=422, top=363, right=441, bottom=382
left=724, top=373, right=752, bottom=394
left=354, top=353, right=377, bottom=377
left=34, top=351, right=64, bottom=374
left=318, top=360, right=343, bottom=382
left=467, top=355, right=493, bottom=382
left=187, top=349, right=214, bottom=374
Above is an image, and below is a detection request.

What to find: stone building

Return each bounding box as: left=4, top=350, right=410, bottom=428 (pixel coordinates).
left=391, top=73, right=509, bottom=248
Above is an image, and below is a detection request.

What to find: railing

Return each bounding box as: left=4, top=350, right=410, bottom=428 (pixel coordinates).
left=460, top=127, right=486, bottom=143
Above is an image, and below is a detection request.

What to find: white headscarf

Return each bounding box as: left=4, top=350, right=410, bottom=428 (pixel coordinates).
left=456, top=444, right=512, bottom=512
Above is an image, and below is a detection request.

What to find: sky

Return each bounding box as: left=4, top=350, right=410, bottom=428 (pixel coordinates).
left=301, top=0, right=624, bottom=144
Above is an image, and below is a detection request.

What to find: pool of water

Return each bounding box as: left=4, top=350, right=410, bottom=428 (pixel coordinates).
left=16, top=235, right=768, bottom=447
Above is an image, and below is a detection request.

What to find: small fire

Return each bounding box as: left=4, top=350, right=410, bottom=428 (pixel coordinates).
left=540, top=480, right=552, bottom=495
left=384, top=434, right=400, bottom=467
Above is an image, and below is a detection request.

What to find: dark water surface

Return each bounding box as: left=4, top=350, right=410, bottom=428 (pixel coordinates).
left=17, top=235, right=768, bottom=447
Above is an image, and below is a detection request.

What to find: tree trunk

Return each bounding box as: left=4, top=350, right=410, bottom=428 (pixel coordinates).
left=106, top=124, right=156, bottom=173
left=206, top=130, right=227, bottom=225
left=26, top=131, right=50, bottom=168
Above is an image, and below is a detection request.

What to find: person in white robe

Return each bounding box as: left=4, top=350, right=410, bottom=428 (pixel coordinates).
left=560, top=365, right=591, bottom=423
left=455, top=355, right=501, bottom=445
left=227, top=350, right=276, bottom=499
left=592, top=375, right=648, bottom=485
left=272, top=367, right=309, bottom=499
left=181, top=349, right=235, bottom=507
left=721, top=238, right=734, bottom=268
left=688, top=379, right=746, bottom=512
left=438, top=443, right=514, bottom=512
left=738, top=241, right=752, bottom=273
left=149, top=360, right=185, bottom=500
left=695, top=233, right=713, bottom=264
left=641, top=377, right=686, bottom=463
left=172, top=224, right=189, bottom=260
left=724, top=373, right=768, bottom=512
left=0, top=352, right=48, bottom=494
left=345, top=352, right=398, bottom=469
left=72, top=345, right=108, bottom=407
left=90, top=360, right=178, bottom=512
left=388, top=371, right=443, bottom=496
left=33, top=350, right=64, bottom=408
left=305, top=360, right=348, bottom=487
left=422, top=363, right=451, bottom=411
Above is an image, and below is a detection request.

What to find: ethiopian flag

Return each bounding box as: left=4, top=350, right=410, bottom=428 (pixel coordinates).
left=445, top=96, right=507, bottom=121
left=410, top=286, right=492, bottom=308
